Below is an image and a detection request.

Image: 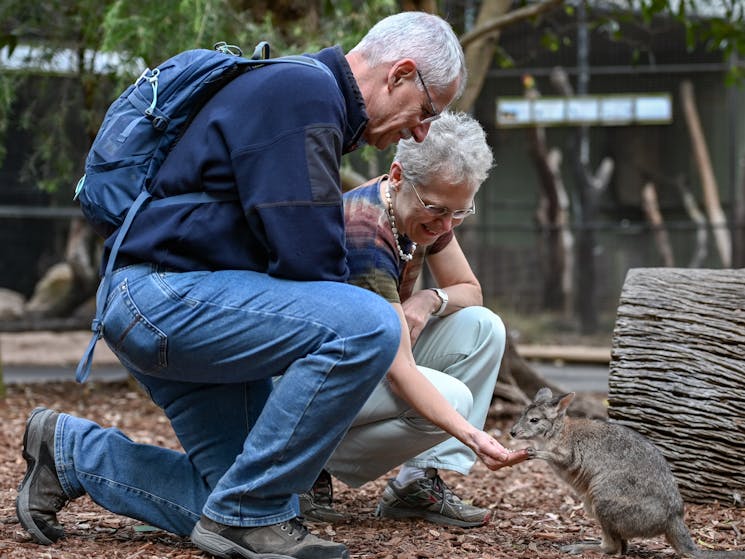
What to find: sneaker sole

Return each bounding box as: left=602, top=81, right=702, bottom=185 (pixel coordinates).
left=376, top=503, right=490, bottom=528
left=15, top=407, right=58, bottom=545
left=190, top=520, right=294, bottom=559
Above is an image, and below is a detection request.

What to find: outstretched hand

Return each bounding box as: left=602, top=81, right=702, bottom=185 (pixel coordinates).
left=471, top=430, right=531, bottom=470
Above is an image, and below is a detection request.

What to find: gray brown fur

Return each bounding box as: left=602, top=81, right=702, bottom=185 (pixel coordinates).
left=509, top=388, right=744, bottom=558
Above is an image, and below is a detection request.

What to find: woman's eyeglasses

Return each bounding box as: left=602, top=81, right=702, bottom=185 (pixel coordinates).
left=408, top=181, right=475, bottom=219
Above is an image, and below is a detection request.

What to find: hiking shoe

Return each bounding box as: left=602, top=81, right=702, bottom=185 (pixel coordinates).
left=191, top=515, right=349, bottom=559
left=374, top=468, right=491, bottom=528
left=299, top=469, right=344, bottom=523
left=16, top=407, right=69, bottom=545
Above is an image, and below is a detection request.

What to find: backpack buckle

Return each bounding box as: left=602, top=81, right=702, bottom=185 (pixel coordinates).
left=214, top=41, right=244, bottom=57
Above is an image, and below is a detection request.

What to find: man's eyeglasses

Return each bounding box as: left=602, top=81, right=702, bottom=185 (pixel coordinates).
left=408, top=181, right=476, bottom=219
left=416, top=69, right=441, bottom=125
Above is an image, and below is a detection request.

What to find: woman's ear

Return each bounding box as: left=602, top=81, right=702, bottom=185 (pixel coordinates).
left=389, top=162, right=403, bottom=189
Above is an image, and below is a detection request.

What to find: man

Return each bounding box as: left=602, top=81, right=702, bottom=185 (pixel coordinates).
left=15, top=11, right=470, bottom=559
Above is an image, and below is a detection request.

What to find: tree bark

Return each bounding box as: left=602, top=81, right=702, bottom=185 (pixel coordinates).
left=608, top=267, right=745, bottom=505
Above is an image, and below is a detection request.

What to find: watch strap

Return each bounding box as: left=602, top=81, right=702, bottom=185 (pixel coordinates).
left=429, top=287, right=448, bottom=316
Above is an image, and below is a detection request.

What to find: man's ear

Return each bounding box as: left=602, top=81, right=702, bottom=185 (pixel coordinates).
left=388, top=59, right=417, bottom=89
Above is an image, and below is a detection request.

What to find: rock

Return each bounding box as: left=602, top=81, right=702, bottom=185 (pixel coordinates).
left=25, top=262, right=75, bottom=317
left=0, top=288, right=25, bottom=320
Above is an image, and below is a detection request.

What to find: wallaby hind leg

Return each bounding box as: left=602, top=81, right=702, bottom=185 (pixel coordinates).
left=560, top=530, right=625, bottom=556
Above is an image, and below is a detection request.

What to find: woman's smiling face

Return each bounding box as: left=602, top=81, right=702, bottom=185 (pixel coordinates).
left=387, top=162, right=476, bottom=247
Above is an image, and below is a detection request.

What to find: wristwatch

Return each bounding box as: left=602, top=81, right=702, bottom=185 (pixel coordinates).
left=429, top=288, right=449, bottom=316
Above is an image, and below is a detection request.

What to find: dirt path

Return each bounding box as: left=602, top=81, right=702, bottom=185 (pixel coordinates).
left=1, top=380, right=743, bottom=559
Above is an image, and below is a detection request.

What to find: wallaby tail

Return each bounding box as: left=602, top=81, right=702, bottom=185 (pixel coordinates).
left=666, top=517, right=745, bottom=558
left=693, top=551, right=745, bottom=558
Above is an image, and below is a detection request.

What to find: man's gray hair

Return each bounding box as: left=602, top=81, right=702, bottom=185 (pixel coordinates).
left=394, top=111, right=493, bottom=191
left=350, top=11, right=467, bottom=99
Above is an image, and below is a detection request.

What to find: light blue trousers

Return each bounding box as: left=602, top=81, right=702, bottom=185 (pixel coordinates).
left=53, top=264, right=399, bottom=535
left=325, top=306, right=506, bottom=487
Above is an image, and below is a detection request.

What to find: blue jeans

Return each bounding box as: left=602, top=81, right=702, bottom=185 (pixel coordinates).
left=54, top=264, right=399, bottom=535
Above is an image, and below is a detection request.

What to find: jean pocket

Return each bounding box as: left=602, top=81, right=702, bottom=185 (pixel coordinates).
left=102, top=278, right=168, bottom=374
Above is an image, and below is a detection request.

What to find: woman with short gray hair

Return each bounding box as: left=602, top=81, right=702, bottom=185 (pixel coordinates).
left=299, top=112, right=526, bottom=528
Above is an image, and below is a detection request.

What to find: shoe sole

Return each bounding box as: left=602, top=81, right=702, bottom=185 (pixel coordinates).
left=16, top=407, right=57, bottom=545
left=190, top=520, right=294, bottom=559
left=376, top=503, right=490, bottom=528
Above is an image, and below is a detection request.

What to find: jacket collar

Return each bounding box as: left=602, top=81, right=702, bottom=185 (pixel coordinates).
left=311, top=46, right=368, bottom=153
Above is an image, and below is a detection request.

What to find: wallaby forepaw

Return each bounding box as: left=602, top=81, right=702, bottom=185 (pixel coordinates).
left=526, top=447, right=537, bottom=459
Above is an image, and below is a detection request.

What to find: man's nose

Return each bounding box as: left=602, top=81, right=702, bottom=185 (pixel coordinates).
left=412, top=121, right=432, bottom=143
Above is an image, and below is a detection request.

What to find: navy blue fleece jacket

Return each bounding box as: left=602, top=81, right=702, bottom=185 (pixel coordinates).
left=105, top=46, right=367, bottom=282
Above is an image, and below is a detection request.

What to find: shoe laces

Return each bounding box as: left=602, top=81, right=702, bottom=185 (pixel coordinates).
left=280, top=518, right=309, bottom=541
left=310, top=469, right=334, bottom=506
left=425, top=471, right=462, bottom=509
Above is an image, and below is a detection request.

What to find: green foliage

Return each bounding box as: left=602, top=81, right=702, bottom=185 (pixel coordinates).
left=607, top=0, right=745, bottom=68
left=0, top=0, right=396, bottom=196
left=3, top=0, right=745, bottom=197
left=0, top=74, right=18, bottom=163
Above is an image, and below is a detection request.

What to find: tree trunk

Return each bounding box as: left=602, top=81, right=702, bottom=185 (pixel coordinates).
left=676, top=176, right=708, bottom=268
left=608, top=267, right=745, bottom=506
left=494, top=331, right=607, bottom=420
left=641, top=182, right=675, bottom=267
left=524, top=73, right=574, bottom=315
left=454, top=0, right=511, bottom=113
left=454, top=0, right=565, bottom=113
left=680, top=80, right=732, bottom=267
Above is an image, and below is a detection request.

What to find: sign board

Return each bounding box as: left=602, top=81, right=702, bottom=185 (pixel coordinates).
left=496, top=93, right=672, bottom=128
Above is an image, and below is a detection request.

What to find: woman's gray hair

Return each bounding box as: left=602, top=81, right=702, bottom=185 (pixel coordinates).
left=349, top=11, right=467, bottom=99
left=394, top=112, right=494, bottom=191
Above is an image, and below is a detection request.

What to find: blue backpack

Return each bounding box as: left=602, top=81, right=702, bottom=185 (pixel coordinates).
left=74, top=41, right=332, bottom=383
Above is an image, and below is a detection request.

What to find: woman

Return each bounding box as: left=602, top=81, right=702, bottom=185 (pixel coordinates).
left=298, top=112, right=526, bottom=528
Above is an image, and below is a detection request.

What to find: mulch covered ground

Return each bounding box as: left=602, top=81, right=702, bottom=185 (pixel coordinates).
left=1, top=380, right=743, bottom=558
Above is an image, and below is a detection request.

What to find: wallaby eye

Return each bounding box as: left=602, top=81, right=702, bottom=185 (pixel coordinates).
left=529, top=417, right=539, bottom=424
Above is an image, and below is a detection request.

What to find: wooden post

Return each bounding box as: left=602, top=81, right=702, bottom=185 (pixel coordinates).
left=608, top=267, right=745, bottom=506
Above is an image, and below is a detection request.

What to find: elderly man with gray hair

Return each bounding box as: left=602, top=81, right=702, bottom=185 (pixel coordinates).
left=16, top=11, right=475, bottom=559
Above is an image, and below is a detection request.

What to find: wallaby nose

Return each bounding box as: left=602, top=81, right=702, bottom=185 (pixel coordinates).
left=509, top=428, right=517, bottom=438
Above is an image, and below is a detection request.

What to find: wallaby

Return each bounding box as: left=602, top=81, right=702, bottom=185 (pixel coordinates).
left=509, top=387, right=745, bottom=558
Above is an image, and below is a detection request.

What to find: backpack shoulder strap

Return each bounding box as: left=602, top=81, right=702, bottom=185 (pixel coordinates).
left=75, top=190, right=237, bottom=383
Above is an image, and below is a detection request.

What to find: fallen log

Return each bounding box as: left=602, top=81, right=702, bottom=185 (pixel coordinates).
left=608, top=267, right=745, bottom=507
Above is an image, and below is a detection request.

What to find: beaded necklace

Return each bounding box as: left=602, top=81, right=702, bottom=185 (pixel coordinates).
left=385, top=182, right=417, bottom=262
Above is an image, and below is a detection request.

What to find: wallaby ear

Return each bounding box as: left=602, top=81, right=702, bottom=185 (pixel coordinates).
left=554, top=392, right=576, bottom=414
left=534, top=387, right=553, bottom=403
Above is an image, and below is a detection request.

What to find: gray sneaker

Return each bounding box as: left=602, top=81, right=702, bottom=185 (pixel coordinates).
left=299, top=469, right=344, bottom=523
left=16, top=407, right=70, bottom=545
left=191, top=515, right=349, bottom=559
left=374, top=468, right=491, bottom=528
